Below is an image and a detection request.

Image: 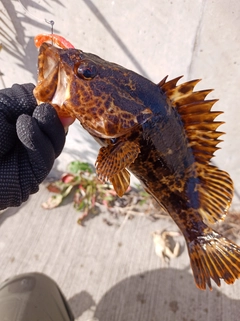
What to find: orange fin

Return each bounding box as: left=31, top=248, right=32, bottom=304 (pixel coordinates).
left=110, top=169, right=130, bottom=197
left=95, top=140, right=140, bottom=182
left=188, top=227, right=240, bottom=290
left=194, top=164, right=233, bottom=224
left=159, top=76, right=224, bottom=164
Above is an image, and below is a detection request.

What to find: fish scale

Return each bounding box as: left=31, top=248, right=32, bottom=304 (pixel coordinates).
left=34, top=33, right=239, bottom=290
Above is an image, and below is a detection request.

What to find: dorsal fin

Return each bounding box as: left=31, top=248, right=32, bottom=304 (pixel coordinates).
left=159, top=76, right=233, bottom=224
left=159, top=76, right=224, bottom=164
left=158, top=75, right=183, bottom=91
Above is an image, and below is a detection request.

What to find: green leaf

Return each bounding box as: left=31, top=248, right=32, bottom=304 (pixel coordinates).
left=67, top=161, right=93, bottom=174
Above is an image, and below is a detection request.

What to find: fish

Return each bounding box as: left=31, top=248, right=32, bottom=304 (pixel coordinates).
left=34, top=34, right=240, bottom=290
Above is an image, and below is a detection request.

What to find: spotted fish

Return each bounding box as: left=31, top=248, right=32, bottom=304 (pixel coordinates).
left=34, top=34, right=240, bottom=290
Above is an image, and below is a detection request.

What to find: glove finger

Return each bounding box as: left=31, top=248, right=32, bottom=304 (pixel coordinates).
left=16, top=114, right=56, bottom=184
left=0, top=84, right=36, bottom=120
left=0, top=84, right=37, bottom=157
left=0, top=113, right=16, bottom=156
left=32, top=103, right=66, bottom=158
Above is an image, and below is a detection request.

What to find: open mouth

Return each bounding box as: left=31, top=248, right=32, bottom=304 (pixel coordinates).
left=34, top=43, right=70, bottom=107
left=51, top=67, right=69, bottom=107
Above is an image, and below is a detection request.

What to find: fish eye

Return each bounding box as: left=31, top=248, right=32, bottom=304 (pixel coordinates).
left=110, top=138, right=117, bottom=144
left=76, top=63, right=97, bottom=80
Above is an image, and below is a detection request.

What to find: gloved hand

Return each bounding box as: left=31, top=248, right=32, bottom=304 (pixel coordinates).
left=0, top=83, right=66, bottom=210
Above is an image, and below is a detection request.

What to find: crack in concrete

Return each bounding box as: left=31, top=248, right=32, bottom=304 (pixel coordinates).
left=187, top=0, right=207, bottom=78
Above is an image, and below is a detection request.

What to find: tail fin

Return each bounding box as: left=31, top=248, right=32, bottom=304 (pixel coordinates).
left=187, top=227, right=240, bottom=290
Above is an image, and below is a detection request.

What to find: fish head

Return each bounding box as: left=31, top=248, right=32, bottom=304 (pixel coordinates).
left=34, top=43, right=153, bottom=139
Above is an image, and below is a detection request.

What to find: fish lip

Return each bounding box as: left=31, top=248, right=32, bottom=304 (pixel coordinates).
left=34, top=43, right=59, bottom=103
left=39, top=43, right=59, bottom=80
left=35, top=43, right=70, bottom=106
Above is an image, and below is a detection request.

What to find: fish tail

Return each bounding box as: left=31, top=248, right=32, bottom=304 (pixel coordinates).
left=187, top=227, right=240, bottom=290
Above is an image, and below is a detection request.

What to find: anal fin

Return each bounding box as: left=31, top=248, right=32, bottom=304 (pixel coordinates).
left=187, top=227, right=240, bottom=290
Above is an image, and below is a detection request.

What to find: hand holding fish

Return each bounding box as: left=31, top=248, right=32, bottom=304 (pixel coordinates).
left=34, top=33, right=240, bottom=290
left=0, top=83, right=66, bottom=210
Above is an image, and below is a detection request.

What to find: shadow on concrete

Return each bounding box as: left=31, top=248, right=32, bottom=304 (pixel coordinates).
left=68, top=290, right=96, bottom=319
left=1, top=0, right=63, bottom=83
left=82, top=0, right=149, bottom=79
left=69, top=267, right=240, bottom=320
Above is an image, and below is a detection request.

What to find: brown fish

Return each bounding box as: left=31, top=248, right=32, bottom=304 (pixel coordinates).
left=34, top=40, right=240, bottom=290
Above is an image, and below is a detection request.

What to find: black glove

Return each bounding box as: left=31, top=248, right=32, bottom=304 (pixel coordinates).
left=0, top=83, right=66, bottom=210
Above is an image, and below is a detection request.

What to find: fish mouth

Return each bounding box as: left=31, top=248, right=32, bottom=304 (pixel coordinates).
left=34, top=43, right=70, bottom=110
left=51, top=67, right=69, bottom=107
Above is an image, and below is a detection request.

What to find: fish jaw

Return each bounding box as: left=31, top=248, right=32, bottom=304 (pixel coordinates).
left=34, top=44, right=59, bottom=104
left=34, top=43, right=75, bottom=118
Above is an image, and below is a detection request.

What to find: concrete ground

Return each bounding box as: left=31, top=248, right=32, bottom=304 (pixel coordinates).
left=1, top=0, right=240, bottom=320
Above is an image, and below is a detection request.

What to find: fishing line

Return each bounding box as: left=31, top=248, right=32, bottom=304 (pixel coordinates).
left=45, top=19, right=55, bottom=44
left=45, top=20, right=54, bottom=34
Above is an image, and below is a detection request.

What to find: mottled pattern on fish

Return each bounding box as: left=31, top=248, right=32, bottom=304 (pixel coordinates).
left=34, top=40, right=240, bottom=290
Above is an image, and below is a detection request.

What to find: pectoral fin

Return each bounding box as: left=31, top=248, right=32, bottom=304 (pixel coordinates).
left=110, top=169, right=131, bottom=197
left=95, top=140, right=140, bottom=183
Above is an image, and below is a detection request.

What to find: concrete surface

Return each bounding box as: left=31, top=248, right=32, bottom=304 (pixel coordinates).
left=1, top=186, right=240, bottom=321
left=1, top=1, right=240, bottom=320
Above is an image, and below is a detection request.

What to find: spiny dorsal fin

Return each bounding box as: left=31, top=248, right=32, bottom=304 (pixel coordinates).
left=159, top=77, right=233, bottom=224
left=159, top=76, right=224, bottom=164
left=158, top=75, right=183, bottom=91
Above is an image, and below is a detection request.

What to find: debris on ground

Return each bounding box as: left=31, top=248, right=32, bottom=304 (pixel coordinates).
left=152, top=229, right=181, bottom=263
left=43, top=161, right=240, bottom=243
